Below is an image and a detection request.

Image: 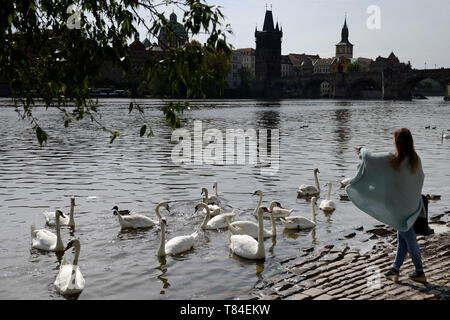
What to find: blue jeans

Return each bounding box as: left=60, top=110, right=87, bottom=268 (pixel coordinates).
left=393, top=227, right=423, bottom=272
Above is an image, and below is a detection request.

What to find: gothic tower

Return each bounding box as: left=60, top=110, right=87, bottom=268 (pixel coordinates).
left=255, top=8, right=283, bottom=93
left=335, top=16, right=353, bottom=59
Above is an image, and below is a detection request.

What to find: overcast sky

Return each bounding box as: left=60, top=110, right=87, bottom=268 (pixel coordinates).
left=140, top=0, right=450, bottom=69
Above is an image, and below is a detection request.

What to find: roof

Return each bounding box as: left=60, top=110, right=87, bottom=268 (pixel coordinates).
left=263, top=10, right=275, bottom=31
left=313, top=58, right=335, bottom=66
left=235, top=48, right=255, bottom=56
left=287, top=53, right=320, bottom=67
left=129, top=40, right=146, bottom=51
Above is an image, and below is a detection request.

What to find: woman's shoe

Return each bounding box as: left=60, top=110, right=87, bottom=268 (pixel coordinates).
left=385, top=267, right=399, bottom=282
left=409, top=270, right=427, bottom=283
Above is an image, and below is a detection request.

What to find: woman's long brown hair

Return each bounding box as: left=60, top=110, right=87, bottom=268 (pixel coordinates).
left=390, top=128, right=419, bottom=173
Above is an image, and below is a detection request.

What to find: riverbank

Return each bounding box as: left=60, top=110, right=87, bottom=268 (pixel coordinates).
left=236, top=226, right=449, bottom=300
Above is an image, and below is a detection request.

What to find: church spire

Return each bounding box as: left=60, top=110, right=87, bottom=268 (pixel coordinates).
left=262, top=8, right=275, bottom=31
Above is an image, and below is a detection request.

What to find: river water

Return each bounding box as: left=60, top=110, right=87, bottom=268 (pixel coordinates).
left=0, top=97, right=449, bottom=300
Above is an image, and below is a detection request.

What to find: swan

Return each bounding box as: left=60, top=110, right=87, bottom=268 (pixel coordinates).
left=111, top=206, right=131, bottom=215
left=54, top=238, right=85, bottom=296
left=229, top=207, right=276, bottom=239
left=157, top=218, right=199, bottom=257
left=270, top=201, right=294, bottom=219
left=201, top=187, right=220, bottom=207
left=196, top=203, right=236, bottom=230
left=297, top=168, right=321, bottom=197
left=43, top=196, right=76, bottom=227
left=31, top=210, right=65, bottom=252
left=113, top=202, right=169, bottom=229
left=280, top=197, right=317, bottom=230
left=229, top=206, right=270, bottom=260
left=320, top=182, right=336, bottom=213
left=443, top=130, right=450, bottom=140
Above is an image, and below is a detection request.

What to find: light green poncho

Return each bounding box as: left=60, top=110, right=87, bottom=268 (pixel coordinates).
left=346, top=148, right=424, bottom=232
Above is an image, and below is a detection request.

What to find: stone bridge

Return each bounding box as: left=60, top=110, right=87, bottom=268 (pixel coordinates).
left=278, top=68, right=450, bottom=100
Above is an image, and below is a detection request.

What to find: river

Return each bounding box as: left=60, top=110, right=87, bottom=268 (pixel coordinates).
left=0, top=97, right=449, bottom=299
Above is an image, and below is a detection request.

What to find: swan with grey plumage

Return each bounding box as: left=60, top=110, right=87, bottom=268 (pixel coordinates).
left=113, top=202, right=169, bottom=229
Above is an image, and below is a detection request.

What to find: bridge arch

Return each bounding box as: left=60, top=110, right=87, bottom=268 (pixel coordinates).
left=302, top=78, right=335, bottom=98
left=404, top=75, right=448, bottom=99
left=347, top=78, right=382, bottom=99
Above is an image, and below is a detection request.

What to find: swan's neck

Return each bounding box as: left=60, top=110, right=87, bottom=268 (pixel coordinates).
left=214, top=183, right=218, bottom=197
left=200, top=205, right=211, bottom=229
left=254, top=193, right=263, bottom=215
left=69, top=199, right=75, bottom=227
left=55, top=215, right=63, bottom=250
left=269, top=213, right=276, bottom=236
left=327, top=184, right=332, bottom=200
left=73, top=242, right=80, bottom=265
left=157, top=224, right=166, bottom=257
left=314, top=171, right=320, bottom=190
left=155, top=204, right=162, bottom=220
left=257, top=212, right=265, bottom=257
left=311, top=203, right=316, bottom=222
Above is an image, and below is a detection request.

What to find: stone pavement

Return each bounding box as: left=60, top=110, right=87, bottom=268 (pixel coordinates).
left=235, top=231, right=450, bottom=300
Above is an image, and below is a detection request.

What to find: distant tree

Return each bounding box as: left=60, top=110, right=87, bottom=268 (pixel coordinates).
left=0, top=0, right=232, bottom=145
left=236, top=67, right=254, bottom=98
left=345, top=62, right=362, bottom=73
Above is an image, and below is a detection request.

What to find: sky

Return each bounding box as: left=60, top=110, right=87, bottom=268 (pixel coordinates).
left=138, top=0, right=450, bottom=69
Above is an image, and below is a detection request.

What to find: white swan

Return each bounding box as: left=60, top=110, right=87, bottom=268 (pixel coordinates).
left=443, top=130, right=450, bottom=140
left=196, top=203, right=236, bottom=230
left=201, top=186, right=220, bottom=206
left=297, top=168, right=321, bottom=197
left=54, top=238, right=85, bottom=296
left=113, top=202, right=169, bottom=229
left=157, top=218, right=199, bottom=257
left=280, top=197, right=317, bottom=230
left=43, top=196, right=76, bottom=227
left=320, top=182, right=336, bottom=213
left=31, top=210, right=65, bottom=252
left=229, top=207, right=270, bottom=260
left=229, top=207, right=276, bottom=239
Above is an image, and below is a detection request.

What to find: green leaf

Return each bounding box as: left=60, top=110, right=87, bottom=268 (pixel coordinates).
left=110, top=131, right=119, bottom=144
left=139, top=125, right=146, bottom=137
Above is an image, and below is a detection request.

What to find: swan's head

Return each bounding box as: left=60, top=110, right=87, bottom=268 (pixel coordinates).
left=253, top=190, right=263, bottom=197
left=276, top=201, right=282, bottom=208
left=64, top=238, right=80, bottom=252
left=160, top=217, right=168, bottom=227
left=258, top=207, right=270, bottom=216
left=71, top=196, right=75, bottom=204
left=201, top=187, right=208, bottom=195
left=112, top=206, right=119, bottom=211
left=311, top=197, right=317, bottom=205
left=213, top=181, right=217, bottom=189
left=314, top=168, right=320, bottom=174
left=55, top=210, right=66, bottom=219
left=159, top=202, right=170, bottom=213
left=194, top=203, right=207, bottom=213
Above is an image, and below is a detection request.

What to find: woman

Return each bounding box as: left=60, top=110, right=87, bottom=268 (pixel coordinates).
left=350, top=128, right=426, bottom=283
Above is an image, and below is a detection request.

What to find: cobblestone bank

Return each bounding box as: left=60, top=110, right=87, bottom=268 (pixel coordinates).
left=235, top=231, right=450, bottom=300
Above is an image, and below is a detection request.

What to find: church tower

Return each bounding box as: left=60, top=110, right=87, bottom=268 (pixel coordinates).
left=335, top=16, right=353, bottom=59
left=255, top=8, right=283, bottom=91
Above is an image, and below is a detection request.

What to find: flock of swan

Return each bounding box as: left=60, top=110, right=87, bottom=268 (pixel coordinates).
left=30, top=168, right=344, bottom=297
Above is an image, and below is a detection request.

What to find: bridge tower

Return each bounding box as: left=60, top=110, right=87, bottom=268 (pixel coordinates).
left=255, top=8, right=283, bottom=96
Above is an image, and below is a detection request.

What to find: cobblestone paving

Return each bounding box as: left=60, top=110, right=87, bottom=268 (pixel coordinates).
left=235, top=231, right=450, bottom=300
